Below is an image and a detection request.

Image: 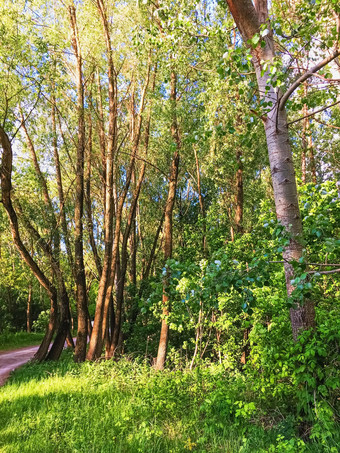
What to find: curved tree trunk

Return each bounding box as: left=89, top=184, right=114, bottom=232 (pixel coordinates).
left=0, top=125, right=59, bottom=361
left=15, top=199, right=71, bottom=359
left=20, top=104, right=73, bottom=359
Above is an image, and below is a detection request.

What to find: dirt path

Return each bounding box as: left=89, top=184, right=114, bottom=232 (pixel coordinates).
left=0, top=345, right=40, bottom=386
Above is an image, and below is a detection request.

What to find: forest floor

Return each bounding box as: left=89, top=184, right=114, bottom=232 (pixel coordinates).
left=0, top=351, right=335, bottom=453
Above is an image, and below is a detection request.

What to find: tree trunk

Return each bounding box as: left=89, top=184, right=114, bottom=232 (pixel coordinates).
left=155, top=70, right=180, bottom=370
left=235, top=150, right=244, bottom=233
left=14, top=199, right=71, bottom=359
left=301, top=83, right=308, bottom=184
left=308, top=134, right=317, bottom=185
left=109, top=65, right=155, bottom=355
left=194, top=147, right=207, bottom=256
left=96, top=68, right=107, bottom=213
left=85, top=109, right=102, bottom=277
left=87, top=0, right=117, bottom=361
left=20, top=106, right=72, bottom=356
left=0, top=126, right=58, bottom=361
left=109, top=159, right=147, bottom=357
left=88, top=44, right=151, bottom=360
left=21, top=97, right=74, bottom=358
left=69, top=5, right=87, bottom=362
left=35, top=297, right=58, bottom=362
left=225, top=0, right=315, bottom=339
left=129, top=168, right=137, bottom=288
left=240, top=327, right=250, bottom=365
left=127, top=211, right=164, bottom=340
left=21, top=113, right=54, bottom=213
left=27, top=282, right=32, bottom=333
left=302, top=103, right=307, bottom=184
left=51, top=94, right=74, bottom=273
left=190, top=301, right=203, bottom=370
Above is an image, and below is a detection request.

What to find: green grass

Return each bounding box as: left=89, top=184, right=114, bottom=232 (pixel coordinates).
left=0, top=332, right=45, bottom=352
left=1, top=352, right=338, bottom=453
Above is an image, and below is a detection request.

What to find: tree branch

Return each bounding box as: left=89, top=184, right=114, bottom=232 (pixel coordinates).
left=308, top=268, right=340, bottom=275
left=270, top=261, right=340, bottom=267
left=314, top=117, right=340, bottom=130
left=119, top=151, right=167, bottom=177
left=287, top=99, right=340, bottom=126
left=279, top=50, right=340, bottom=110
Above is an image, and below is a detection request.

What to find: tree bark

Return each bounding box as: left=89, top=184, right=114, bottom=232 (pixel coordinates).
left=21, top=103, right=72, bottom=356
left=194, top=147, right=207, bottom=256
left=234, top=150, right=244, bottom=234
left=51, top=94, right=74, bottom=273
left=0, top=125, right=58, bottom=361
left=14, top=200, right=71, bottom=360
left=27, top=282, right=32, bottom=333
left=108, top=75, right=151, bottom=355
left=69, top=5, right=87, bottom=362
left=302, top=83, right=317, bottom=185
left=129, top=170, right=137, bottom=288
left=87, top=0, right=117, bottom=361
left=155, top=70, right=180, bottom=370
left=96, top=68, right=107, bottom=213
left=240, top=327, right=250, bottom=365
left=302, top=103, right=307, bottom=184
left=21, top=110, right=60, bottom=253
left=88, top=43, right=151, bottom=359
left=127, top=211, right=164, bottom=340
left=109, top=159, right=147, bottom=357
left=225, top=0, right=315, bottom=339
left=20, top=113, right=54, bottom=213
left=85, top=109, right=102, bottom=277
left=308, top=134, right=317, bottom=185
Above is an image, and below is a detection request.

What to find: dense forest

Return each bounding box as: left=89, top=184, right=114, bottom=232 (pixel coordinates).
left=0, top=0, right=339, bottom=451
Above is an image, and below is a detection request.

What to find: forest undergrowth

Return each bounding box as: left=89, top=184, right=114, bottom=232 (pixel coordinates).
left=1, top=1, right=340, bottom=451
left=0, top=342, right=339, bottom=453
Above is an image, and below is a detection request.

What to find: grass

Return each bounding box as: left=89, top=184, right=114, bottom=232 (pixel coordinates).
left=0, top=331, right=45, bottom=352
left=1, top=351, right=338, bottom=453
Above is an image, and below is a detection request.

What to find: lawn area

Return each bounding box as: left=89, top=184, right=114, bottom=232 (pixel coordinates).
left=0, top=351, right=337, bottom=453
left=0, top=332, right=45, bottom=352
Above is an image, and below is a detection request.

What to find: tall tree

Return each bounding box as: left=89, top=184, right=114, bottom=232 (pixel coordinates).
left=69, top=4, right=87, bottom=361
left=224, top=0, right=339, bottom=339
left=155, top=70, right=180, bottom=370
left=0, top=126, right=61, bottom=361
left=86, top=0, right=117, bottom=361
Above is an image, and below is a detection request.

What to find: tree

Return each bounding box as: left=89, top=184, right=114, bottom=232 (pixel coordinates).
left=155, top=71, right=180, bottom=370
left=224, top=0, right=339, bottom=339
left=68, top=3, right=88, bottom=363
